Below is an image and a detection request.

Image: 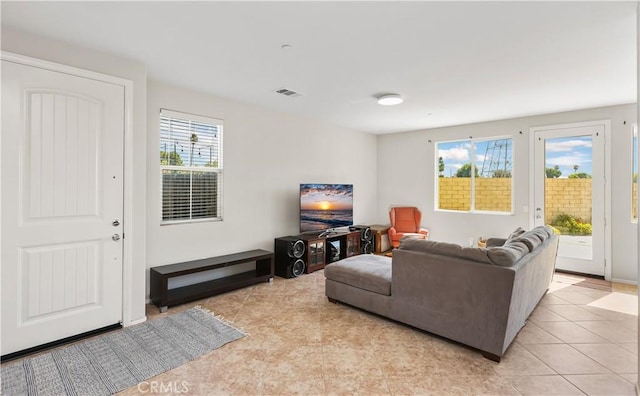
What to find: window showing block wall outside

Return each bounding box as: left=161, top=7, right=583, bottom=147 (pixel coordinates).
left=436, top=137, right=513, bottom=213
left=160, top=109, right=223, bottom=223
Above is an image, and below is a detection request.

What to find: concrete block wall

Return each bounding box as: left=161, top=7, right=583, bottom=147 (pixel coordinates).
left=438, top=178, right=597, bottom=224
left=437, top=178, right=471, bottom=211
left=437, top=178, right=511, bottom=212
left=544, top=179, right=591, bottom=224
left=475, top=178, right=512, bottom=212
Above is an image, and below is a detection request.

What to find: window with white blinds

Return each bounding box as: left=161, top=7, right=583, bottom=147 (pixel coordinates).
left=160, top=109, right=223, bottom=223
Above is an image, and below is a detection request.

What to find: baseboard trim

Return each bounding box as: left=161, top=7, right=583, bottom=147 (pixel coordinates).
left=611, top=278, right=638, bottom=286
left=128, top=316, right=147, bottom=326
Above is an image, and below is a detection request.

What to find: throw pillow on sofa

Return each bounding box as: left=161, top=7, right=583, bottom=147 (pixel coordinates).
left=485, top=226, right=526, bottom=248
left=511, top=226, right=553, bottom=252
left=507, top=227, right=526, bottom=241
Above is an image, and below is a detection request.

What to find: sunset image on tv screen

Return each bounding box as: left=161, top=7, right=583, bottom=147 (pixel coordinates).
left=300, top=184, right=353, bottom=232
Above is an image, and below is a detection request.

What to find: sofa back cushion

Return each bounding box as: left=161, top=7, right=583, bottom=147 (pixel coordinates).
left=511, top=234, right=541, bottom=252
left=507, top=227, right=526, bottom=241
left=487, top=241, right=529, bottom=267
left=511, top=226, right=553, bottom=252
left=397, top=226, right=553, bottom=267
left=398, top=238, right=493, bottom=264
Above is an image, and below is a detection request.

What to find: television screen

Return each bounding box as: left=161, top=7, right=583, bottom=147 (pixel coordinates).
left=300, top=184, right=353, bottom=233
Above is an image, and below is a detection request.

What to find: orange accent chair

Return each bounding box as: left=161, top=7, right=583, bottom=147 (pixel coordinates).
left=388, top=207, right=429, bottom=248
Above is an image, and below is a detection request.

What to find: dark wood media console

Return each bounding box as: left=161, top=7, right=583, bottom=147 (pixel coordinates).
left=297, top=230, right=362, bottom=273
left=150, top=249, right=274, bottom=312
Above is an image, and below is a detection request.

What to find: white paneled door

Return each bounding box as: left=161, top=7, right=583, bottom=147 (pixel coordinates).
left=1, top=60, right=124, bottom=356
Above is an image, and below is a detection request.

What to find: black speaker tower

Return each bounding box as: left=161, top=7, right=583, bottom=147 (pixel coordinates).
left=274, top=236, right=306, bottom=278
left=351, top=225, right=373, bottom=254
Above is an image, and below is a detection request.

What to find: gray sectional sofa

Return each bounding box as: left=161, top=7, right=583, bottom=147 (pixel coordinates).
left=324, top=226, right=559, bottom=361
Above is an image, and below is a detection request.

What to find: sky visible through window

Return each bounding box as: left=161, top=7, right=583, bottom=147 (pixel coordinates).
left=438, top=137, right=593, bottom=178
left=544, top=136, right=592, bottom=177
left=438, top=139, right=512, bottom=177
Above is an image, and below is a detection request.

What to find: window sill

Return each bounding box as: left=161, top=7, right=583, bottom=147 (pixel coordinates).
left=435, top=209, right=515, bottom=216
left=161, top=217, right=223, bottom=226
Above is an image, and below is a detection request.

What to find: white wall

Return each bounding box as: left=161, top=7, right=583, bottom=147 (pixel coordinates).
left=1, top=28, right=148, bottom=324
left=146, top=81, right=378, bottom=294
left=378, top=104, right=637, bottom=283
left=4, top=27, right=636, bottom=312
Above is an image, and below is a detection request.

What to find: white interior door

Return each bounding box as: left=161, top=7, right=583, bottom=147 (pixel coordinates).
left=533, top=125, right=605, bottom=276
left=1, top=60, right=124, bottom=356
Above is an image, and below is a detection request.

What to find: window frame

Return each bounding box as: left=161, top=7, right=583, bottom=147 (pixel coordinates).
left=434, top=135, right=514, bottom=215
left=159, top=109, right=224, bottom=225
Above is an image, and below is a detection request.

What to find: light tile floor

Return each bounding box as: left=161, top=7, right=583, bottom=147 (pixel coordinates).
left=118, top=272, right=638, bottom=395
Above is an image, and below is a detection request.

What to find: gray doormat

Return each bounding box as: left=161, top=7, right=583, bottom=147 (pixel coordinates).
left=1, top=307, right=244, bottom=395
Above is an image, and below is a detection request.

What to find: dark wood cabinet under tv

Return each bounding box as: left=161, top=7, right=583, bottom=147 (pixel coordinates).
left=297, top=230, right=362, bottom=273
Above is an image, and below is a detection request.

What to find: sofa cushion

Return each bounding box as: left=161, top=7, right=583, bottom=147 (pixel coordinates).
left=398, top=238, right=492, bottom=264
left=324, top=255, right=392, bottom=296
left=511, top=233, right=541, bottom=252
left=487, top=241, right=529, bottom=267
left=512, top=226, right=552, bottom=251
left=485, top=237, right=507, bottom=248
left=531, top=226, right=553, bottom=241
left=507, top=227, right=526, bottom=241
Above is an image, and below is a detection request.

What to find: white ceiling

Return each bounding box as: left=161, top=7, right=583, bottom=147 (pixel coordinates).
left=1, top=1, right=636, bottom=134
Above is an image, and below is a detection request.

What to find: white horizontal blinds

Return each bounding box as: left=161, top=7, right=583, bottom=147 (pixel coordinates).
left=160, top=109, right=223, bottom=223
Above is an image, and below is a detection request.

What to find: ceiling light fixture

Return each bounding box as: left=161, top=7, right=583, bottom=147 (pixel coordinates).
left=377, top=94, right=403, bottom=106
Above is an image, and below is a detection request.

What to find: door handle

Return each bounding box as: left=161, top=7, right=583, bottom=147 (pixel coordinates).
left=112, top=219, right=120, bottom=227
left=536, top=207, right=542, bottom=219
left=112, top=234, right=121, bottom=241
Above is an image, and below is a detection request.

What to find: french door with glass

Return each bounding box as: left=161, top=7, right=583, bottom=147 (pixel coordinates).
left=532, top=123, right=606, bottom=277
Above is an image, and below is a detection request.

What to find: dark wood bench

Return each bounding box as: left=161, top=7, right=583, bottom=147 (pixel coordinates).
left=150, top=249, right=274, bottom=312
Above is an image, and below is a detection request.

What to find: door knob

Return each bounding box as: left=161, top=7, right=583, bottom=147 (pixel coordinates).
left=112, top=219, right=120, bottom=227
left=112, top=234, right=121, bottom=241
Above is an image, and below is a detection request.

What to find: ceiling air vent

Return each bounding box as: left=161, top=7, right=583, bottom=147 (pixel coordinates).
left=274, top=88, right=302, bottom=98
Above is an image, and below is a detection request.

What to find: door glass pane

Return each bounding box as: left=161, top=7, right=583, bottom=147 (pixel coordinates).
left=544, top=136, right=592, bottom=260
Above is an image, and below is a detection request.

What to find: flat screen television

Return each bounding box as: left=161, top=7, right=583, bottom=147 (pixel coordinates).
left=300, top=184, right=353, bottom=233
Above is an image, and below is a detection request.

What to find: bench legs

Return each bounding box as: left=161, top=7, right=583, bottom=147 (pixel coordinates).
left=160, top=306, right=168, bottom=313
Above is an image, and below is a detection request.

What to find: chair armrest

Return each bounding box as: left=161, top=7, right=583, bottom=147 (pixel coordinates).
left=388, top=227, right=398, bottom=238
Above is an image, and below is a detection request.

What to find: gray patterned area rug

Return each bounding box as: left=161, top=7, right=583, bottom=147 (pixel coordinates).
left=1, top=307, right=245, bottom=395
